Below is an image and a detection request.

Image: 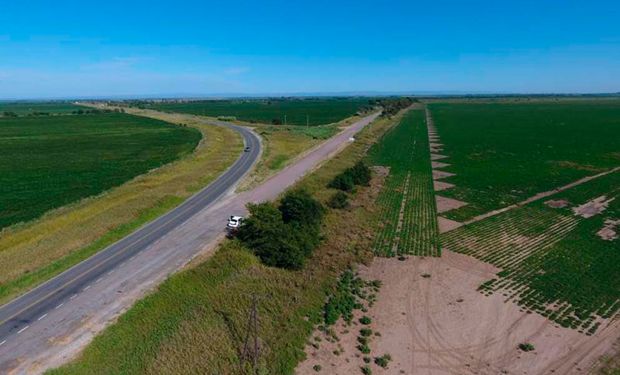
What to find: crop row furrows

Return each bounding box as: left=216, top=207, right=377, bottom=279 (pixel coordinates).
left=442, top=204, right=620, bottom=333
left=370, top=110, right=440, bottom=257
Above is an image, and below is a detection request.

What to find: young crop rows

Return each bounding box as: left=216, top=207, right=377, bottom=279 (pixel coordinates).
left=442, top=175, right=620, bottom=334
left=369, top=110, right=440, bottom=257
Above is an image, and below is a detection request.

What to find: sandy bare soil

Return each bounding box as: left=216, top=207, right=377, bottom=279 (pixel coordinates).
left=573, top=196, right=615, bottom=218
left=430, top=154, right=449, bottom=161
left=435, top=195, right=468, bottom=213
left=432, top=170, right=456, bottom=180
left=431, top=161, right=451, bottom=169
left=597, top=218, right=619, bottom=241
left=298, top=252, right=620, bottom=375
left=437, top=217, right=463, bottom=233
left=433, top=181, right=455, bottom=192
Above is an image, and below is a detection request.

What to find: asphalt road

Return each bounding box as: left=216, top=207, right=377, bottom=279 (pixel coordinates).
left=0, top=111, right=379, bottom=373
left=0, top=120, right=261, bottom=344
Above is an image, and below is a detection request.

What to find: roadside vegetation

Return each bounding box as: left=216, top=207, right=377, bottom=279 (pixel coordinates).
left=369, top=110, right=440, bottom=256
left=0, top=111, right=242, bottom=305
left=428, top=100, right=620, bottom=221
left=49, top=107, right=407, bottom=375
left=130, top=97, right=372, bottom=126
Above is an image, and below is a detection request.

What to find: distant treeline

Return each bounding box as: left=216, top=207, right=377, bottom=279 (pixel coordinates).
left=372, top=97, right=418, bottom=117
left=1, top=108, right=125, bottom=117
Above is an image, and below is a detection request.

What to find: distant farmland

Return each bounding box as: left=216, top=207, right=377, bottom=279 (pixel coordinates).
left=0, top=101, right=83, bottom=115
left=428, top=100, right=620, bottom=221
left=0, top=113, right=201, bottom=229
left=140, top=98, right=371, bottom=126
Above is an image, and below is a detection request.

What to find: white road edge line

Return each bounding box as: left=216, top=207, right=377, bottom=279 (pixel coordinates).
left=17, top=326, right=29, bottom=334
left=83, top=285, right=91, bottom=291
left=55, top=303, right=64, bottom=309
left=0, top=340, right=6, bottom=346
left=95, top=277, right=103, bottom=283
left=37, top=313, right=48, bottom=321
left=69, top=294, right=77, bottom=300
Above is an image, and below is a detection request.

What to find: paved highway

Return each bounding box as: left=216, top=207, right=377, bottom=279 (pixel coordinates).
left=0, top=111, right=379, bottom=373
left=0, top=120, right=261, bottom=343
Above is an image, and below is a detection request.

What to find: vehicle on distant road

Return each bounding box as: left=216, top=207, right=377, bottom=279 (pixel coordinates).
left=244, top=146, right=251, bottom=152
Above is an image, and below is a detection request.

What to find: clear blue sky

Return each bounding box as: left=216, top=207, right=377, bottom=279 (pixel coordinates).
left=1, top=0, right=618, bottom=99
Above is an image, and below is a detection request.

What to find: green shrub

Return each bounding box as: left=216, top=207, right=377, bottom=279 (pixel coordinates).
left=237, top=190, right=325, bottom=270
left=328, top=172, right=355, bottom=191
left=360, top=328, right=372, bottom=337
left=279, top=188, right=325, bottom=227
left=324, top=270, right=359, bottom=325
left=349, top=161, right=372, bottom=186
left=357, top=344, right=371, bottom=354
left=328, top=191, right=350, bottom=209
left=359, top=316, right=372, bottom=325
left=361, top=365, right=372, bottom=375
left=374, top=354, right=392, bottom=368
left=328, top=161, right=372, bottom=191
left=313, top=364, right=322, bottom=372
left=518, top=343, right=535, bottom=352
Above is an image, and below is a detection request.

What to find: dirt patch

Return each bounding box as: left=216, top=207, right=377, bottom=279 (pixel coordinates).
left=430, top=153, right=449, bottom=161
left=432, top=170, right=456, bottom=180
left=545, top=199, right=570, bottom=208
left=436, top=195, right=468, bottom=213
left=437, top=216, right=463, bottom=233
left=597, top=219, right=619, bottom=241
left=431, top=161, right=450, bottom=169
left=573, top=196, right=615, bottom=218
left=433, top=181, right=455, bottom=192
left=304, top=253, right=620, bottom=375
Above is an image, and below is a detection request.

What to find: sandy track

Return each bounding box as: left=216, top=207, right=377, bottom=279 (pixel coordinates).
left=298, top=252, right=620, bottom=374
left=358, top=253, right=619, bottom=374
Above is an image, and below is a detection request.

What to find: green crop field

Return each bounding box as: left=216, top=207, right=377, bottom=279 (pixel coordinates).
left=428, top=100, right=620, bottom=221
left=442, top=171, right=620, bottom=334
left=0, top=113, right=201, bottom=230
left=369, top=109, right=440, bottom=256
left=0, top=101, right=83, bottom=115
left=140, top=97, right=371, bottom=126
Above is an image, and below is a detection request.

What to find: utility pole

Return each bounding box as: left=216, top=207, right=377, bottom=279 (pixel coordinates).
left=284, top=114, right=287, bottom=126
left=240, top=294, right=260, bottom=374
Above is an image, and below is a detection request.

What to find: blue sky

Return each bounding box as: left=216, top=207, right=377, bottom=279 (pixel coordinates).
left=0, top=0, right=619, bottom=99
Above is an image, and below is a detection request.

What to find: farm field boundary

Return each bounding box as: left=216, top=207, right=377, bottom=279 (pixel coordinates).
left=369, top=109, right=440, bottom=257
left=0, top=111, right=242, bottom=305
left=442, top=170, right=620, bottom=334
left=427, top=100, right=620, bottom=222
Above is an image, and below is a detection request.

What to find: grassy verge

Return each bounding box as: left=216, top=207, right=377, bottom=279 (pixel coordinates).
left=0, top=111, right=242, bottom=305
left=238, top=115, right=360, bottom=191
left=49, top=110, right=405, bottom=374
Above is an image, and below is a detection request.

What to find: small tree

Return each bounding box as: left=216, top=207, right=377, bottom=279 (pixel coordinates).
left=328, top=172, right=355, bottom=192
left=279, top=189, right=325, bottom=227
left=328, top=191, right=349, bottom=209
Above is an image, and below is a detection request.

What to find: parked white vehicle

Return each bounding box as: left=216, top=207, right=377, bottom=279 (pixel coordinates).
left=227, top=215, right=244, bottom=230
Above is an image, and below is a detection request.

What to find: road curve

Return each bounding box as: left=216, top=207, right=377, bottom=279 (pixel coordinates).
left=0, top=112, right=380, bottom=373
left=0, top=120, right=261, bottom=342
